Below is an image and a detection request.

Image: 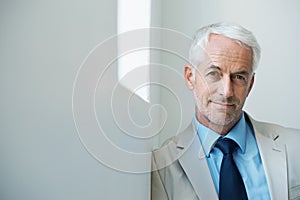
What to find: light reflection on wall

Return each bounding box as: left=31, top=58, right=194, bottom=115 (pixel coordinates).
left=117, top=0, right=151, bottom=103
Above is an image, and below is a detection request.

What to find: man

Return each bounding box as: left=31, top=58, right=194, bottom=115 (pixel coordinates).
left=151, top=22, right=300, bottom=200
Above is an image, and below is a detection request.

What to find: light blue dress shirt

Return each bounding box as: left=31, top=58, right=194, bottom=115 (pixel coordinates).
left=194, top=113, right=271, bottom=200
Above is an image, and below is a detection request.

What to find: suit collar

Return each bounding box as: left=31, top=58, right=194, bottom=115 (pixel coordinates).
left=176, top=123, right=219, bottom=200
left=248, top=115, right=288, bottom=200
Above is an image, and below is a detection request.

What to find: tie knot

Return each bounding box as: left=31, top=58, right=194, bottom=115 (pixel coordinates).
left=215, top=138, right=238, bottom=155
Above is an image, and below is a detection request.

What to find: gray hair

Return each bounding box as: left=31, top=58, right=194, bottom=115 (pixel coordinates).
left=189, top=22, right=261, bottom=73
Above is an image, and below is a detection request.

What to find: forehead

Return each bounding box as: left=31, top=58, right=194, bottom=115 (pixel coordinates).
left=206, top=34, right=251, bottom=52
left=203, top=34, right=253, bottom=70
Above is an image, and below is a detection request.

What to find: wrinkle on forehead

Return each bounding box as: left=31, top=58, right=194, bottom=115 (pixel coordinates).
left=209, top=53, right=252, bottom=67
left=203, top=34, right=253, bottom=70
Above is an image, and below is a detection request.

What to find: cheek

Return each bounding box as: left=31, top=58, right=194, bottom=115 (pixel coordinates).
left=193, top=86, right=210, bottom=105
left=194, top=76, right=213, bottom=104
left=235, top=89, right=249, bottom=104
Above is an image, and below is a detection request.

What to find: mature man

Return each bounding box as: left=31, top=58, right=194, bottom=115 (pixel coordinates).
left=151, top=22, right=300, bottom=200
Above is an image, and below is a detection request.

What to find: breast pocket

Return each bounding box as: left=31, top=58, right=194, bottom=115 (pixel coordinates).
left=290, top=185, right=300, bottom=200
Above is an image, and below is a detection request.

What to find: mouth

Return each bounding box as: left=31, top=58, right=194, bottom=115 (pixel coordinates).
left=211, top=101, right=235, bottom=107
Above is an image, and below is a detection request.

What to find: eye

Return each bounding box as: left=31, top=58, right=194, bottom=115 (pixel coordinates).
left=233, top=74, right=245, bottom=80
left=231, top=74, right=248, bottom=86
left=206, top=71, right=221, bottom=82
left=207, top=71, right=220, bottom=77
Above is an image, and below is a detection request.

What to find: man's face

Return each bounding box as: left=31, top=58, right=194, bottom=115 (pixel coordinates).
left=185, top=34, right=254, bottom=131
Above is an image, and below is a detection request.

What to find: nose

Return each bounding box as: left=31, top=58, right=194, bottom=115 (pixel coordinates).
left=221, top=76, right=233, bottom=98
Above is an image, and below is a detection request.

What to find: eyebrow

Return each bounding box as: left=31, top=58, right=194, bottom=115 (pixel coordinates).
left=208, top=65, right=221, bottom=70
left=207, top=65, right=251, bottom=75
left=232, top=70, right=250, bottom=75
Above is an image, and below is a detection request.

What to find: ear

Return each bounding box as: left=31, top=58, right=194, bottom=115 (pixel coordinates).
left=184, top=65, right=195, bottom=90
left=247, top=73, right=255, bottom=96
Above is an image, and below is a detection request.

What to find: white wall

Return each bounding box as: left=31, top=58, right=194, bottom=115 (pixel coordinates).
left=158, top=0, right=300, bottom=143
left=0, top=0, right=152, bottom=199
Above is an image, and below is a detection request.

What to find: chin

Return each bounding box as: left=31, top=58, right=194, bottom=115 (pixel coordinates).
left=211, top=119, right=234, bottom=126
left=208, top=113, right=238, bottom=126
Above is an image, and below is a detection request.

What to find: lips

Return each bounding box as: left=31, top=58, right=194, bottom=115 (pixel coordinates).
left=213, top=102, right=234, bottom=106
left=210, top=100, right=236, bottom=108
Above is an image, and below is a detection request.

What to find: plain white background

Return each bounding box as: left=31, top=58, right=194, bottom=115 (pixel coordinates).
left=1, top=0, right=299, bottom=199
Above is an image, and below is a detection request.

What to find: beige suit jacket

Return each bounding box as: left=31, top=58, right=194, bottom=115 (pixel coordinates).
left=151, top=115, right=300, bottom=200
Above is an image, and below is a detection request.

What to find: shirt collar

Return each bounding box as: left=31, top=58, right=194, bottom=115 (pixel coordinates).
left=194, top=112, right=247, bottom=157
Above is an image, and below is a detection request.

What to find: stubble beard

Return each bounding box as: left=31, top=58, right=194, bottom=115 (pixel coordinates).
left=193, top=92, right=242, bottom=130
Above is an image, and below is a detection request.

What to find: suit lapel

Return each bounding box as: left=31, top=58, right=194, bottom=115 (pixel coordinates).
left=177, top=123, right=218, bottom=200
left=250, top=118, right=288, bottom=200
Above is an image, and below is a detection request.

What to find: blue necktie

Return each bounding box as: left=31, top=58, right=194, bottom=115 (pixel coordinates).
left=215, top=138, right=248, bottom=200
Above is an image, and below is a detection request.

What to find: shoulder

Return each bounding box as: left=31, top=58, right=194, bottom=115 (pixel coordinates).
left=152, top=123, right=196, bottom=170
left=246, top=113, right=300, bottom=140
